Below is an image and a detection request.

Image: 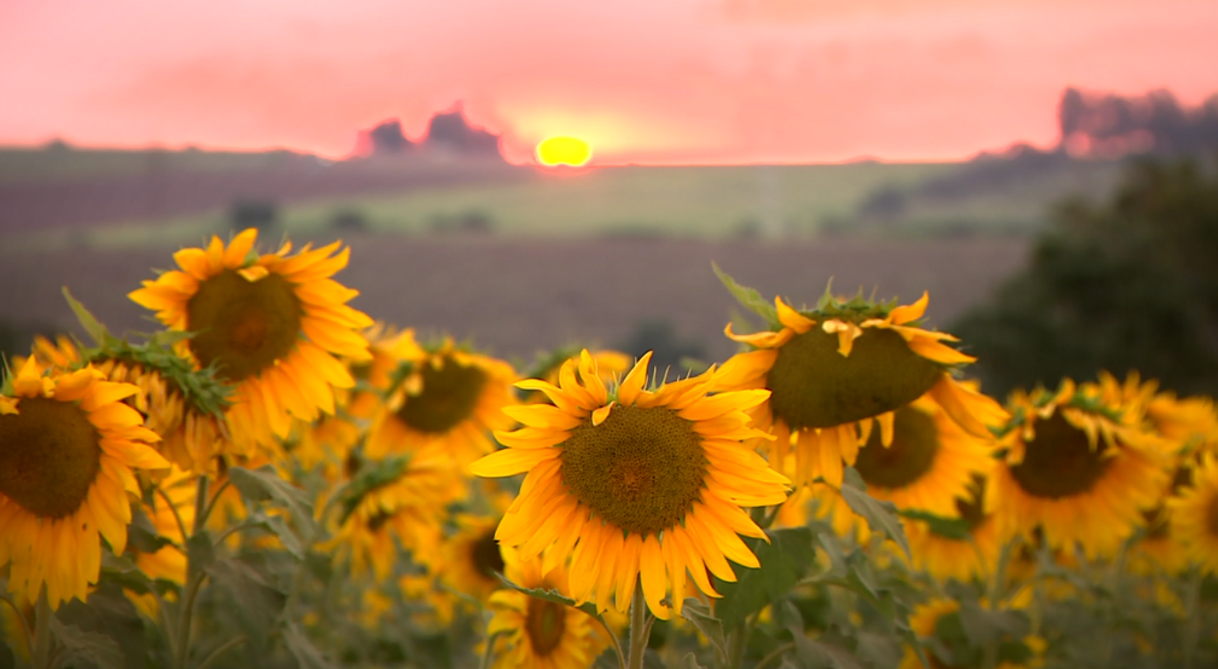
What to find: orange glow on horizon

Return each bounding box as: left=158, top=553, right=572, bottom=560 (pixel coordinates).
left=535, top=136, right=592, bottom=166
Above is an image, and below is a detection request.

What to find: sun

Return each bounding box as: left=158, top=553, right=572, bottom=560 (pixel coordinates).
left=535, top=136, right=592, bottom=167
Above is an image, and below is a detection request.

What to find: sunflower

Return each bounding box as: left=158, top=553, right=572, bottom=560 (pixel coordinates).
left=487, top=558, right=611, bottom=669
left=815, top=394, right=996, bottom=539
left=904, top=475, right=1002, bottom=584
left=523, top=348, right=633, bottom=404
left=440, top=514, right=514, bottom=603
left=899, top=597, right=1044, bottom=669
left=323, top=448, right=465, bottom=581
left=471, top=351, right=790, bottom=619
left=29, top=335, right=229, bottom=475
left=1166, top=452, right=1218, bottom=575
left=128, top=228, right=373, bottom=451
left=717, top=290, right=1006, bottom=488
left=364, top=338, right=518, bottom=468
left=990, top=378, right=1170, bottom=560
left=0, top=358, right=168, bottom=608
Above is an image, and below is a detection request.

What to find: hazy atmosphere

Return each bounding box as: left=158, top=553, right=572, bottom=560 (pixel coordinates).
left=2, top=1, right=1218, bottom=668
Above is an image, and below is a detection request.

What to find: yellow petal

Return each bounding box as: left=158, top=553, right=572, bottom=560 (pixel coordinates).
left=469, top=447, right=560, bottom=478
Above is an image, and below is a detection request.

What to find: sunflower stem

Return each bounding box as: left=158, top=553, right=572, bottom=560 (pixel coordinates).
left=626, top=582, right=651, bottom=669
left=0, top=592, right=34, bottom=662
left=199, top=479, right=231, bottom=530
left=193, top=475, right=210, bottom=535
left=31, top=588, right=52, bottom=669
left=197, top=635, right=246, bottom=669
left=479, top=630, right=502, bottom=669
left=155, top=484, right=190, bottom=544
left=1183, top=568, right=1202, bottom=669
left=753, top=641, right=795, bottom=669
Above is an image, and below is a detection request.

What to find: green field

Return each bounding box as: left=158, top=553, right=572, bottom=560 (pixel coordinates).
left=61, top=162, right=956, bottom=250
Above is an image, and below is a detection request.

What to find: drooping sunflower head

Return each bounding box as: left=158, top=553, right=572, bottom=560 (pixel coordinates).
left=128, top=228, right=374, bottom=450
left=28, top=334, right=232, bottom=475
left=487, top=558, right=611, bottom=669
left=991, top=378, right=1170, bottom=560
left=365, top=338, right=517, bottom=467
left=1098, top=371, right=1218, bottom=454
left=0, top=358, right=168, bottom=608
left=472, top=350, right=790, bottom=619
left=715, top=270, right=1006, bottom=488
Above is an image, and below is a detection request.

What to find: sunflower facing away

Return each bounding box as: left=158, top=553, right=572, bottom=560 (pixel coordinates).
left=487, top=558, right=610, bottom=669
left=0, top=358, right=168, bottom=608
left=128, top=228, right=373, bottom=451
left=1167, top=452, right=1218, bottom=575
left=990, top=379, right=1170, bottom=560
left=364, top=337, right=518, bottom=468
left=29, top=335, right=229, bottom=475
left=717, top=288, right=1007, bottom=489
left=471, top=351, right=790, bottom=619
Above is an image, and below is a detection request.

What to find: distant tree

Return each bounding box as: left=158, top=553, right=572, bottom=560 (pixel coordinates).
left=1057, top=87, right=1218, bottom=156
left=952, top=154, right=1218, bottom=398
left=424, top=103, right=503, bottom=158
left=616, top=319, right=708, bottom=376
left=367, top=120, right=414, bottom=155
left=229, top=198, right=277, bottom=233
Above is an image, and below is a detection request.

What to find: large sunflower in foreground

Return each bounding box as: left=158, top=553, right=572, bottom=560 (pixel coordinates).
left=1167, top=453, right=1218, bottom=575
left=717, top=288, right=1006, bottom=488
left=990, top=379, right=1169, bottom=560
left=0, top=358, right=168, bottom=608
left=487, top=559, right=611, bottom=669
left=128, top=228, right=373, bottom=451
left=471, top=351, right=790, bottom=619
left=365, top=338, right=517, bottom=468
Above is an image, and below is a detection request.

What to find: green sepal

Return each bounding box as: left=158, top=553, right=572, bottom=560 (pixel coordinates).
left=334, top=455, right=411, bottom=525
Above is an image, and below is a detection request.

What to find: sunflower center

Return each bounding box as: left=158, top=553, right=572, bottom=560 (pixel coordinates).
left=395, top=358, right=487, bottom=434
left=853, top=406, right=939, bottom=490
left=767, top=327, right=943, bottom=430
left=559, top=405, right=707, bottom=537
left=366, top=509, right=393, bottom=533
left=187, top=269, right=303, bottom=382
left=0, top=397, right=102, bottom=519
left=525, top=598, right=567, bottom=657
left=1008, top=413, right=1112, bottom=499
left=471, top=527, right=505, bottom=579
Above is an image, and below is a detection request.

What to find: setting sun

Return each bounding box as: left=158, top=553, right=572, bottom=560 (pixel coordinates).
left=535, top=136, right=592, bottom=167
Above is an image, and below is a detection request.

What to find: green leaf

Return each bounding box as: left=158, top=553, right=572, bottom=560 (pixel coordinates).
left=899, top=509, right=971, bottom=541
left=61, top=288, right=111, bottom=347
left=713, top=527, right=816, bottom=628
left=712, top=262, right=779, bottom=328
left=839, top=468, right=911, bottom=558
left=678, top=599, right=727, bottom=661
left=228, top=465, right=316, bottom=542
left=282, top=622, right=335, bottom=669
left=185, top=530, right=216, bottom=575
left=790, top=637, right=864, bottom=669
left=501, top=578, right=604, bottom=622
left=0, top=638, right=14, bottom=669
left=98, top=553, right=155, bottom=596
left=257, top=513, right=306, bottom=559
left=49, top=618, right=124, bottom=669
left=205, top=556, right=288, bottom=638
left=956, top=602, right=1030, bottom=649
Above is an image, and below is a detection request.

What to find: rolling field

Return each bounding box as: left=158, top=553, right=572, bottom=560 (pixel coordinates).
left=0, top=233, right=1029, bottom=365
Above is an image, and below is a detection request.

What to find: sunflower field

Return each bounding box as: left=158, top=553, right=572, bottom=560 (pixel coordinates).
left=1, top=227, right=1216, bottom=669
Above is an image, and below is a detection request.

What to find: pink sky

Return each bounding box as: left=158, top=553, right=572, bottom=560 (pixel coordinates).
left=1, top=0, right=1215, bottom=165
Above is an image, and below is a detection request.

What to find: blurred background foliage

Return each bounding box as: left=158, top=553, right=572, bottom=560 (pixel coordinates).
left=954, top=153, right=1218, bottom=398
